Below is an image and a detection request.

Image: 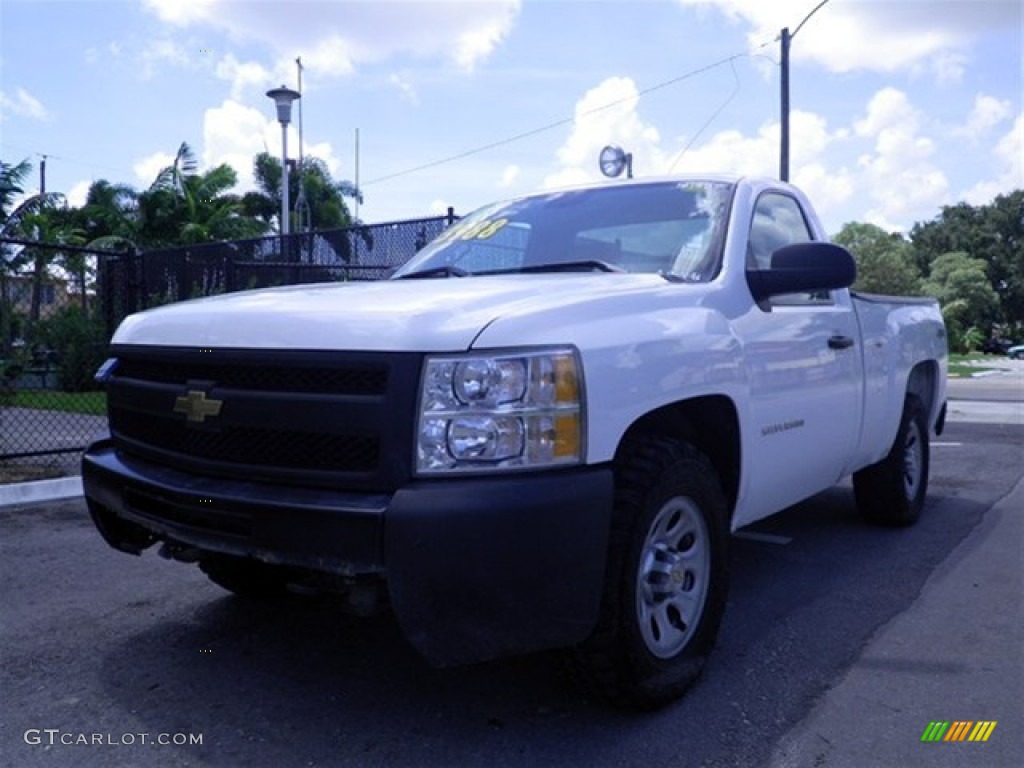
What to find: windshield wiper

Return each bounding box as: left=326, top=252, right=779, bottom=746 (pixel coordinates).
left=395, top=265, right=469, bottom=279
left=486, top=259, right=626, bottom=275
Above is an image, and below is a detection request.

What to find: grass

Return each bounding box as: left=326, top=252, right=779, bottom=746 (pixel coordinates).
left=6, top=390, right=107, bottom=415
left=948, top=353, right=1001, bottom=378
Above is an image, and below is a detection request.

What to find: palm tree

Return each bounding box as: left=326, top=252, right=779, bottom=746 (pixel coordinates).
left=243, top=151, right=363, bottom=233
left=138, top=142, right=269, bottom=247
left=78, top=179, right=139, bottom=248
left=1, top=158, right=66, bottom=353
left=15, top=202, right=84, bottom=324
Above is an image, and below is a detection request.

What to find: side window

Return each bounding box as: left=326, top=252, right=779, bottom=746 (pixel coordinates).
left=747, top=192, right=831, bottom=305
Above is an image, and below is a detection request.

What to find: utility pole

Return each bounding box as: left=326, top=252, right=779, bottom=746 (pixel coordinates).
left=295, top=56, right=310, bottom=232
left=779, top=0, right=831, bottom=182
left=39, top=154, right=47, bottom=194
left=780, top=28, right=791, bottom=181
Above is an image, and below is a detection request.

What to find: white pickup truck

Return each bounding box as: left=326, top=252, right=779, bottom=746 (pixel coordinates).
left=83, top=175, right=947, bottom=709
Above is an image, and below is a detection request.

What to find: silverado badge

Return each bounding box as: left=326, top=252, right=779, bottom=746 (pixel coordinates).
left=173, top=390, right=223, bottom=423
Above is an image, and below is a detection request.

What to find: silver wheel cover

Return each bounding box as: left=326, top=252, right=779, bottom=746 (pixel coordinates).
left=636, top=496, right=711, bottom=659
left=903, top=418, right=923, bottom=499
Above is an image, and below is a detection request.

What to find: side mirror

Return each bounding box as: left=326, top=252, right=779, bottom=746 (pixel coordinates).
left=746, top=241, right=856, bottom=302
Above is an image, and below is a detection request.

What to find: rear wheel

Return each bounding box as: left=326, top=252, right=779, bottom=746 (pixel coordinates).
left=853, top=394, right=929, bottom=526
left=572, top=436, right=729, bottom=710
left=199, top=555, right=293, bottom=598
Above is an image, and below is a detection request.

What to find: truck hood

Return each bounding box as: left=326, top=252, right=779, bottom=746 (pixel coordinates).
left=112, top=274, right=696, bottom=351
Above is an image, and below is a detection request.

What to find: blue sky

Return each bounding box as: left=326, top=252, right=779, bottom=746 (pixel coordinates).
left=1, top=0, right=1021, bottom=235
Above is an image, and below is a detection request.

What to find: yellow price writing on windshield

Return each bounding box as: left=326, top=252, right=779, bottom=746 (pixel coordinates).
left=435, top=218, right=509, bottom=244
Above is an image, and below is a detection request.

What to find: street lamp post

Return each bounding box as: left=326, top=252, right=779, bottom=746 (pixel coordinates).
left=266, top=85, right=301, bottom=236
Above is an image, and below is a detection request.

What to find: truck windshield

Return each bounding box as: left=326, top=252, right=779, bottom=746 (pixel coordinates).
left=393, top=180, right=735, bottom=282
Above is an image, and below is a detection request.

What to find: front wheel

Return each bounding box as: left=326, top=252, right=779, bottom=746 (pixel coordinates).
left=572, top=436, right=729, bottom=710
left=853, top=394, right=930, bottom=526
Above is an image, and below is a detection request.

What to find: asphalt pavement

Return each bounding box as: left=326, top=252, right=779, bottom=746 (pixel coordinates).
left=767, top=365, right=1022, bottom=765
left=769, top=475, right=1022, bottom=767
left=1, top=369, right=1021, bottom=766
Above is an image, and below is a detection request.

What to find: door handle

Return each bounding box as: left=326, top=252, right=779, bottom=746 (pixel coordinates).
left=828, top=335, right=855, bottom=350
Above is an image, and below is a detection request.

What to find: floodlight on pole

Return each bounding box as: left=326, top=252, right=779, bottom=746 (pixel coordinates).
left=598, top=145, right=633, bottom=179
left=266, top=85, right=301, bottom=235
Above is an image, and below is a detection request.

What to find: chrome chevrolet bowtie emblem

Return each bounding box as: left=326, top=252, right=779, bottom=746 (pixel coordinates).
left=173, top=389, right=223, bottom=423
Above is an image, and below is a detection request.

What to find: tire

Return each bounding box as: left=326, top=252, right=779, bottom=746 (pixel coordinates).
left=199, top=555, right=293, bottom=599
left=853, top=394, right=929, bottom=527
left=571, top=435, right=729, bottom=710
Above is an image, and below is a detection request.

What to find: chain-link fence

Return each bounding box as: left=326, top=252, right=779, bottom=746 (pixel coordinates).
left=1, top=237, right=113, bottom=475
left=1, top=212, right=457, bottom=470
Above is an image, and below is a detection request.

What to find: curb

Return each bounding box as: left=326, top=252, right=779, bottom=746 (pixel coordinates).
left=768, top=476, right=1023, bottom=767
left=0, top=476, right=83, bottom=508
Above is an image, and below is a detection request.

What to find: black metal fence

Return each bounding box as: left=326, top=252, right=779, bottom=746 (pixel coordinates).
left=1, top=213, right=456, bottom=468
left=99, top=212, right=456, bottom=337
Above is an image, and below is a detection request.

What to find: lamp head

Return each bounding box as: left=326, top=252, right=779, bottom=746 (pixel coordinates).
left=266, top=85, right=301, bottom=124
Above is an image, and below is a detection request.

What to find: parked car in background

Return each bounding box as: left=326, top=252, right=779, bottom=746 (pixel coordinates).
left=1008, top=344, right=1024, bottom=360
left=981, top=338, right=1014, bottom=355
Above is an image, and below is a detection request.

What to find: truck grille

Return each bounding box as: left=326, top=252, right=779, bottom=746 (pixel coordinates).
left=106, top=346, right=421, bottom=491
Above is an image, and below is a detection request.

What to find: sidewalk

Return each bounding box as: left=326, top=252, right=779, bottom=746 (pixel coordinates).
left=769, top=476, right=1023, bottom=767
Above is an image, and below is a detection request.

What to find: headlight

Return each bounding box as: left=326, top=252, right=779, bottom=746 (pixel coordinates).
left=416, top=348, right=584, bottom=474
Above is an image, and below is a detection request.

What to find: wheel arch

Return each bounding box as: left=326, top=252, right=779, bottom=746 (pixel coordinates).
left=906, top=360, right=941, bottom=426
left=618, top=395, right=741, bottom=519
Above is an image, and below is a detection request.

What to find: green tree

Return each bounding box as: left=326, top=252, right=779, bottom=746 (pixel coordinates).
left=921, top=251, right=1000, bottom=352
left=77, top=179, right=139, bottom=248
left=138, top=142, right=269, bottom=248
left=911, top=191, right=1024, bottom=330
left=242, top=151, right=362, bottom=233
left=1, top=158, right=65, bottom=353
left=833, top=221, right=922, bottom=296
left=16, top=202, right=85, bottom=324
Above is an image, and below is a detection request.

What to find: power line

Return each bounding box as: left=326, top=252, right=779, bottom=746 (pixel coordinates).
left=667, top=57, right=743, bottom=173
left=5, top=37, right=780, bottom=195
left=363, top=41, right=773, bottom=187
left=1, top=144, right=139, bottom=188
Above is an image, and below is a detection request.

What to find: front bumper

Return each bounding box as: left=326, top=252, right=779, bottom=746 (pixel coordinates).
left=82, top=440, right=612, bottom=665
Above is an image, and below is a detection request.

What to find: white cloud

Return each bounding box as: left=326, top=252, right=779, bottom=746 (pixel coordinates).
left=66, top=181, right=91, bottom=208
left=142, top=0, right=217, bottom=25
left=672, top=110, right=834, bottom=177
left=303, top=35, right=356, bottom=78
left=0, top=87, right=49, bottom=120
left=133, top=152, right=175, bottom=186
left=853, top=87, right=949, bottom=230
left=216, top=54, right=274, bottom=101
left=544, top=77, right=666, bottom=189
left=964, top=114, right=1024, bottom=205
left=454, top=2, right=520, bottom=72
left=142, top=0, right=521, bottom=76
left=201, top=100, right=275, bottom=191
left=389, top=74, right=419, bottom=105
left=304, top=141, right=343, bottom=178
left=955, top=94, right=1013, bottom=139
left=201, top=100, right=345, bottom=192
left=675, top=0, right=1016, bottom=79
